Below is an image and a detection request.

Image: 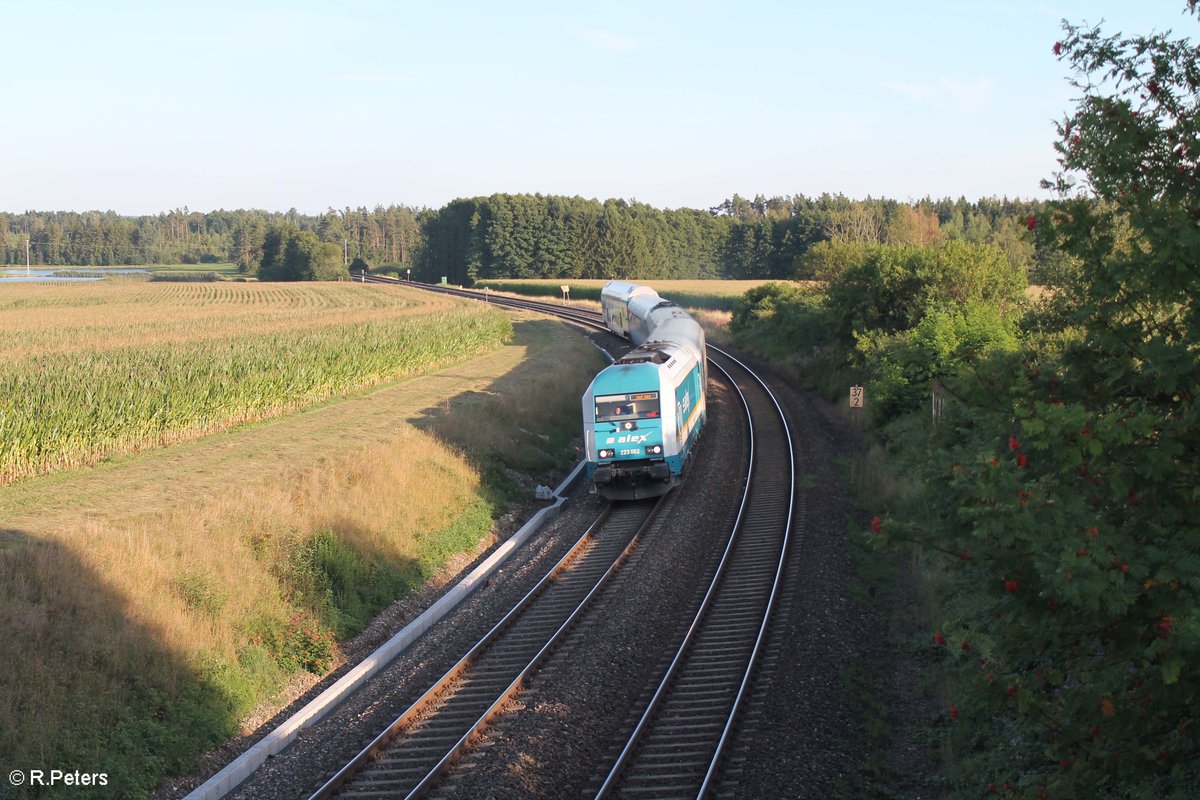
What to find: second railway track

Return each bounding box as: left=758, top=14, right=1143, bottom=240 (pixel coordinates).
left=593, top=347, right=795, bottom=800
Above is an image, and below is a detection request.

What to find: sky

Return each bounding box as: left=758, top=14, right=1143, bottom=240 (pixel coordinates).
left=1, top=1, right=1193, bottom=215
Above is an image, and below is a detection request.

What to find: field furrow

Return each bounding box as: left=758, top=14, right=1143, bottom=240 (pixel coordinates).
left=0, top=282, right=511, bottom=484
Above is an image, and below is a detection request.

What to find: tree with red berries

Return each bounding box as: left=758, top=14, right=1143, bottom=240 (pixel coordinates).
left=882, top=6, right=1200, bottom=797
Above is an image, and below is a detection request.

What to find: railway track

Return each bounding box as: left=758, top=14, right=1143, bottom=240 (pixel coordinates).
left=595, top=347, right=794, bottom=799
left=309, top=500, right=662, bottom=800
left=304, top=275, right=797, bottom=798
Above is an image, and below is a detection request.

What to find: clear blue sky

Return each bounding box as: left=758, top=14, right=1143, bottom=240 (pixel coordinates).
left=1, top=1, right=1192, bottom=214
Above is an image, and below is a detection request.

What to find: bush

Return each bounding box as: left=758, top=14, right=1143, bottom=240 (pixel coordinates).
left=872, top=9, right=1200, bottom=796
left=825, top=240, right=1025, bottom=341
left=855, top=301, right=1020, bottom=420
left=276, top=614, right=338, bottom=674
left=277, top=529, right=413, bottom=639
left=729, top=281, right=833, bottom=362
left=794, top=239, right=877, bottom=281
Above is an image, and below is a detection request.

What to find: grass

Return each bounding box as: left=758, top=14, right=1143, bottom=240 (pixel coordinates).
left=147, top=262, right=244, bottom=277
left=0, top=282, right=510, bottom=483
left=0, top=307, right=603, bottom=799
left=1, top=425, right=485, bottom=796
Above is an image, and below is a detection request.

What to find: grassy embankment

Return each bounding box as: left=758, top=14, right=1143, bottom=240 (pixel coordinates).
left=0, top=282, right=604, bottom=798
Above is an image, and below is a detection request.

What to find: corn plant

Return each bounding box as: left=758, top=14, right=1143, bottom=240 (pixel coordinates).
left=0, top=284, right=511, bottom=483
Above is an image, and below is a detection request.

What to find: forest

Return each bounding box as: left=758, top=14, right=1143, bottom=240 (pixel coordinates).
left=2, top=194, right=1049, bottom=283
left=0, top=206, right=421, bottom=271
left=413, top=192, right=1048, bottom=284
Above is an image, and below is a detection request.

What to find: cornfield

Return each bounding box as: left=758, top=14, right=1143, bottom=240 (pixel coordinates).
left=0, top=282, right=512, bottom=483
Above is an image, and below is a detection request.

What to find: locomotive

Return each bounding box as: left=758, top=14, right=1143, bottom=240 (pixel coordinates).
left=582, top=281, right=707, bottom=500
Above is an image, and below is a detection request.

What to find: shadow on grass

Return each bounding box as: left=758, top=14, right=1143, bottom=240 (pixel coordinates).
left=0, top=530, right=244, bottom=800
left=290, top=515, right=461, bottom=640
left=406, top=319, right=605, bottom=509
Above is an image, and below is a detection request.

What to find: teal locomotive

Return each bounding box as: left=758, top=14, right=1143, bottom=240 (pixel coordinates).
left=582, top=282, right=707, bottom=500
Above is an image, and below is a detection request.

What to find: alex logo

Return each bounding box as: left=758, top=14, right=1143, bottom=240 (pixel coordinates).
left=604, top=433, right=650, bottom=445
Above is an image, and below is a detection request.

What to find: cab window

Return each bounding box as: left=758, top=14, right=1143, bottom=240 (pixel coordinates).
left=595, top=392, right=660, bottom=422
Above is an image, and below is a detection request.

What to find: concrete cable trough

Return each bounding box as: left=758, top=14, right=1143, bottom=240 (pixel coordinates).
left=184, top=459, right=587, bottom=800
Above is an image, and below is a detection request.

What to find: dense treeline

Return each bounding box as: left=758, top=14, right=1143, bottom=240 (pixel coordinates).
left=414, top=195, right=730, bottom=283
left=4, top=195, right=1049, bottom=282
left=0, top=206, right=422, bottom=270
left=412, top=193, right=1051, bottom=285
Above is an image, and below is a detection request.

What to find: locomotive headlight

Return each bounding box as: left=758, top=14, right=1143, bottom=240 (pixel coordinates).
left=598, top=449, right=614, bottom=459
left=648, top=445, right=663, bottom=455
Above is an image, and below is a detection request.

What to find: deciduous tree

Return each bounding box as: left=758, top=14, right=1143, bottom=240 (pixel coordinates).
left=880, top=8, right=1200, bottom=796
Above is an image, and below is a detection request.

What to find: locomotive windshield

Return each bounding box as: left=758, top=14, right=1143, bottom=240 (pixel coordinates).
left=595, top=392, right=660, bottom=423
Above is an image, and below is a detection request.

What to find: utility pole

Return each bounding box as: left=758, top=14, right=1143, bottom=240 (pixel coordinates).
left=26, top=236, right=31, bottom=276
left=344, top=239, right=349, bottom=268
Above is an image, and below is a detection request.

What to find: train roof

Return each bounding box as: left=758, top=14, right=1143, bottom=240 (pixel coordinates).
left=590, top=360, right=662, bottom=394
left=643, top=317, right=704, bottom=362
left=601, top=281, right=658, bottom=304
left=617, top=346, right=672, bottom=365
left=615, top=338, right=701, bottom=375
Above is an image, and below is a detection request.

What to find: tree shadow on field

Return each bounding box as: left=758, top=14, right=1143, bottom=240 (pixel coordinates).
left=368, top=311, right=623, bottom=548
left=0, top=530, right=243, bottom=800
left=406, top=319, right=607, bottom=507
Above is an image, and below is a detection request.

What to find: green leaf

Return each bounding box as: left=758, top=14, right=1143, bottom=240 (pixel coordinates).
left=1162, top=656, right=1183, bottom=686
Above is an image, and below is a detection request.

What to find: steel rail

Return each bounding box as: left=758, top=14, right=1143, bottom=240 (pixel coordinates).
left=594, top=349, right=794, bottom=799
left=310, top=499, right=663, bottom=800
left=394, top=499, right=661, bottom=800
left=591, top=352, right=756, bottom=798
left=698, top=344, right=796, bottom=797
left=306, top=504, right=610, bottom=798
